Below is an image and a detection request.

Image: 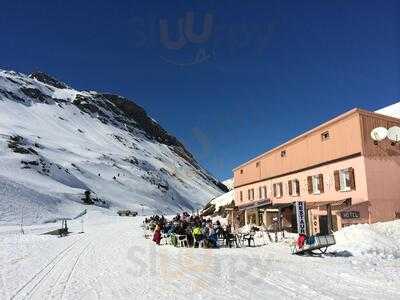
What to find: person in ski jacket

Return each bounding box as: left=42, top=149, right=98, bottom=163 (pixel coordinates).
left=297, top=234, right=306, bottom=249
left=207, top=223, right=218, bottom=248
left=153, top=224, right=162, bottom=245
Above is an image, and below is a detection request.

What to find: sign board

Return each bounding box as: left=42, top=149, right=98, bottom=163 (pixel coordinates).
left=340, top=211, right=360, bottom=219
left=295, top=201, right=307, bottom=234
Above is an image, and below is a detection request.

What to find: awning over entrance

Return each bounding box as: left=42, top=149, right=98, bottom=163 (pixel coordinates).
left=238, top=199, right=271, bottom=211
left=306, top=198, right=353, bottom=210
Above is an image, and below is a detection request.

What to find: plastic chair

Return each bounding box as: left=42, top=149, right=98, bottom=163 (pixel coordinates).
left=175, top=234, right=189, bottom=247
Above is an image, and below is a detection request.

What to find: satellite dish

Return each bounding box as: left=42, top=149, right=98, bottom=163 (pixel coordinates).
left=387, top=126, right=400, bottom=143
left=370, top=127, right=388, bottom=142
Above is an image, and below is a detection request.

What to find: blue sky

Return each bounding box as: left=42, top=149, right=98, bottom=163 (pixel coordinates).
left=0, top=0, right=399, bottom=180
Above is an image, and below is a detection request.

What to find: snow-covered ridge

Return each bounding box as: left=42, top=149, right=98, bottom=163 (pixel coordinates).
left=0, top=69, right=225, bottom=225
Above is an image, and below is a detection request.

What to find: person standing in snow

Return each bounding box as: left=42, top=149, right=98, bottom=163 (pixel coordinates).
left=206, top=222, right=218, bottom=248
left=153, top=224, right=162, bottom=245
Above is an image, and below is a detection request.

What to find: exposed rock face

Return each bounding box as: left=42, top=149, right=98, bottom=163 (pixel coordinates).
left=29, top=71, right=68, bottom=89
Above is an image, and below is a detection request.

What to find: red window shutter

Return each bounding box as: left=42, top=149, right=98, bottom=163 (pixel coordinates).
left=349, top=168, right=356, bottom=190
left=318, top=174, right=324, bottom=193
left=288, top=180, right=292, bottom=196
left=334, top=171, right=340, bottom=191
left=307, top=176, right=313, bottom=194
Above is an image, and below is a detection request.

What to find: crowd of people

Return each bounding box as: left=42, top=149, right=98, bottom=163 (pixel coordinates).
left=143, top=213, right=235, bottom=248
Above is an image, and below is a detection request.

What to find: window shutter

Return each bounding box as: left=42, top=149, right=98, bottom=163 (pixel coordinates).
left=318, top=174, right=324, bottom=193
left=349, top=168, right=356, bottom=190
left=273, top=184, right=277, bottom=197
left=307, top=176, right=313, bottom=194
left=295, top=180, right=300, bottom=195
left=288, top=180, right=293, bottom=195
left=334, top=170, right=340, bottom=191
left=279, top=183, right=283, bottom=197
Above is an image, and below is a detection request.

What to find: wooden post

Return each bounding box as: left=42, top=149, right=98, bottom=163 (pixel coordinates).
left=255, top=208, right=260, bottom=226
left=244, top=210, right=249, bottom=225
left=327, top=204, right=332, bottom=234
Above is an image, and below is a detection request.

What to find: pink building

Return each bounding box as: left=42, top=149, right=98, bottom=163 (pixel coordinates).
left=233, top=108, right=400, bottom=234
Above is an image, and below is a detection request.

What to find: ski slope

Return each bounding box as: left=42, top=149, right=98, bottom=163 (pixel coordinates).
left=1, top=215, right=399, bottom=300
left=0, top=69, right=224, bottom=225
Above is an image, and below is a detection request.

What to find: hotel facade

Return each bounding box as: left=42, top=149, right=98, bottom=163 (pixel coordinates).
left=233, top=108, right=400, bottom=234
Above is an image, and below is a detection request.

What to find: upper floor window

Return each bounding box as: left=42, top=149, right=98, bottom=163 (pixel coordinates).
left=281, top=150, right=287, bottom=157
left=288, top=179, right=300, bottom=196
left=308, top=174, right=324, bottom=194
left=256, top=162, right=260, bottom=167
left=334, top=168, right=355, bottom=191
left=273, top=183, right=283, bottom=198
left=321, top=131, right=330, bottom=141
left=240, top=169, right=243, bottom=174
left=263, top=186, right=267, bottom=199
left=259, top=186, right=262, bottom=199
left=248, top=189, right=255, bottom=200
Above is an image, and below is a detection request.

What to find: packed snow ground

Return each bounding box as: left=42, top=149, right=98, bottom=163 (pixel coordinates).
left=1, top=214, right=400, bottom=300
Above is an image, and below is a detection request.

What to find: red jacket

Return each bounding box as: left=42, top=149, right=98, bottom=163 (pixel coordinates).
left=153, top=229, right=161, bottom=245
left=297, top=234, right=306, bottom=249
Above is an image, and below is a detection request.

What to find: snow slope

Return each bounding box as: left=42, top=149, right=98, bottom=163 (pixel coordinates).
left=1, top=215, right=399, bottom=299
left=222, top=178, right=234, bottom=191
left=0, top=69, right=225, bottom=225
left=375, top=100, right=400, bottom=118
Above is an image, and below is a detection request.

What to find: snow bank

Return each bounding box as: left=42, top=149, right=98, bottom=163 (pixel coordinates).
left=222, top=178, right=234, bottom=190
left=375, top=101, right=400, bottom=118
left=210, top=190, right=234, bottom=211
left=333, top=220, right=400, bottom=259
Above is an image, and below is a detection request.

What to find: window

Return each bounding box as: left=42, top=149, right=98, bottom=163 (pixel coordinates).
left=256, top=162, right=260, bottom=167
left=312, top=176, right=320, bottom=194
left=334, top=168, right=355, bottom=191
left=273, top=183, right=283, bottom=198
left=248, top=189, right=255, bottom=200
left=339, top=170, right=351, bottom=191
left=288, top=179, right=300, bottom=196
left=281, top=150, right=286, bottom=157
left=240, top=191, right=243, bottom=202
left=321, top=131, right=330, bottom=141
left=259, top=186, right=262, bottom=199
left=240, top=169, right=243, bottom=174
left=263, top=186, right=267, bottom=199
left=308, top=174, right=324, bottom=194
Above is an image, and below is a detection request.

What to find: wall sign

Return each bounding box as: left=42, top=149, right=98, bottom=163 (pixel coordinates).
left=341, top=211, right=360, bottom=219
left=295, top=201, right=307, bottom=234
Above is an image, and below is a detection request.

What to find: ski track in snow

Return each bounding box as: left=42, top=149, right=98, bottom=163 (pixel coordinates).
left=1, top=216, right=400, bottom=300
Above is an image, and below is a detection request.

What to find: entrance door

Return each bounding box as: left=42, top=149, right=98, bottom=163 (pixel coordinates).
left=318, top=215, right=338, bottom=234
left=318, top=215, right=328, bottom=235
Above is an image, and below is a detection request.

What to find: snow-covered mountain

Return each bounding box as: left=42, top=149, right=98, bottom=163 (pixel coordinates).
left=0, top=69, right=226, bottom=225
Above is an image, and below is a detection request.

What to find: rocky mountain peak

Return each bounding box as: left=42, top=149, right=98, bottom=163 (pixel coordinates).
left=29, top=71, right=69, bottom=89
